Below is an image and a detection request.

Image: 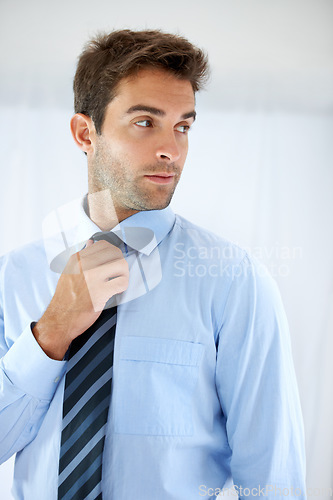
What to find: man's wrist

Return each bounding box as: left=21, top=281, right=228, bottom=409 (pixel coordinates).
left=32, top=321, right=70, bottom=361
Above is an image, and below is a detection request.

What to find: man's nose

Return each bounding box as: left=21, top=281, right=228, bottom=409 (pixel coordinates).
left=155, top=132, right=181, bottom=163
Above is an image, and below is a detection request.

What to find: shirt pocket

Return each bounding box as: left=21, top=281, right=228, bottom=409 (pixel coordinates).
left=113, top=336, right=204, bottom=436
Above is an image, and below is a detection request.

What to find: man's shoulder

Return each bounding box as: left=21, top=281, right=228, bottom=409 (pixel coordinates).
left=0, top=239, right=48, bottom=279
left=172, top=213, right=277, bottom=286
left=173, top=213, right=247, bottom=262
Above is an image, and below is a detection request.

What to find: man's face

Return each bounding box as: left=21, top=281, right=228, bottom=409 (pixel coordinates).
left=88, top=68, right=196, bottom=220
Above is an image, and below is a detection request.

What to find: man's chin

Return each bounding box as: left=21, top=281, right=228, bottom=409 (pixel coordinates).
left=130, top=191, right=175, bottom=212
left=137, top=200, right=172, bottom=212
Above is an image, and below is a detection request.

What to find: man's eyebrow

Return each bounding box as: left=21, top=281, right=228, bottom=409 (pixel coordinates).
left=182, top=110, right=196, bottom=121
left=125, top=105, right=196, bottom=121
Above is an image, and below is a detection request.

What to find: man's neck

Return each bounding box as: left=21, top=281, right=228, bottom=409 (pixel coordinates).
left=87, top=189, right=138, bottom=231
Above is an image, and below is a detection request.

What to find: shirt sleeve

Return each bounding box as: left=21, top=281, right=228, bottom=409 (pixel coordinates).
left=0, top=315, right=66, bottom=464
left=215, top=254, right=306, bottom=499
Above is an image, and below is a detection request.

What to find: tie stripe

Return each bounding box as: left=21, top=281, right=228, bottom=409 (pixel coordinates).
left=59, top=398, right=109, bottom=458
left=67, top=312, right=116, bottom=365
left=58, top=306, right=117, bottom=500
left=59, top=438, right=104, bottom=499
left=63, top=339, right=114, bottom=401
left=63, top=337, right=114, bottom=417
left=61, top=374, right=112, bottom=448
left=59, top=425, right=106, bottom=484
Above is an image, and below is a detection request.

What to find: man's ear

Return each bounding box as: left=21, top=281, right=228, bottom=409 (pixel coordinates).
left=70, top=113, right=97, bottom=154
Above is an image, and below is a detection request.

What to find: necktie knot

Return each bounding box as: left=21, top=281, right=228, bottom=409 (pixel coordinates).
left=91, top=231, right=124, bottom=248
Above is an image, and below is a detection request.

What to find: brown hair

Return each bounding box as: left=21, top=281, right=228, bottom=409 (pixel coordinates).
left=73, top=29, right=209, bottom=134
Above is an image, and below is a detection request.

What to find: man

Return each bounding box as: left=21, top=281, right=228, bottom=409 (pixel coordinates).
left=0, top=30, right=306, bottom=499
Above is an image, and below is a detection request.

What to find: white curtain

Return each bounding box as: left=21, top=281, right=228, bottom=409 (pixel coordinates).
left=0, top=105, right=332, bottom=498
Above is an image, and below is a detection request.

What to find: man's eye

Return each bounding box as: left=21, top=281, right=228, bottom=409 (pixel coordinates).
left=176, top=125, right=190, bottom=134
left=135, top=120, right=152, bottom=127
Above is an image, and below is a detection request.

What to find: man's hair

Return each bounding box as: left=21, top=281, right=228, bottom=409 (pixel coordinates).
left=73, top=29, right=209, bottom=134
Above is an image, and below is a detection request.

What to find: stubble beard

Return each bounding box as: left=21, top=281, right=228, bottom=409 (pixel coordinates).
left=90, top=143, right=182, bottom=213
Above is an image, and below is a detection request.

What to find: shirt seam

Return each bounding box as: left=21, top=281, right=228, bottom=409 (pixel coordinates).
left=216, top=252, right=251, bottom=340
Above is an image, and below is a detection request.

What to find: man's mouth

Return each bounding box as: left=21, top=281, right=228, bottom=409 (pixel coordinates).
left=144, top=173, right=176, bottom=184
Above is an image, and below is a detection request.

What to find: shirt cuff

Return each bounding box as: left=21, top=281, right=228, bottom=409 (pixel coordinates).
left=2, top=323, right=67, bottom=401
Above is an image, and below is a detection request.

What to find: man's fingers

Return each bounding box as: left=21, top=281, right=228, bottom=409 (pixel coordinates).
left=79, top=245, right=124, bottom=271
left=83, top=257, right=129, bottom=307
left=80, top=239, right=116, bottom=257
left=84, top=258, right=129, bottom=284
left=89, top=275, right=129, bottom=312
left=62, top=238, right=129, bottom=313
left=85, top=238, right=94, bottom=248
left=105, top=275, right=129, bottom=295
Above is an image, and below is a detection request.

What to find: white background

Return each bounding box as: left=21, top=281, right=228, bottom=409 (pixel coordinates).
left=0, top=0, right=332, bottom=498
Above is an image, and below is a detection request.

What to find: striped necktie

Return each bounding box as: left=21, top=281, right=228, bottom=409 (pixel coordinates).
left=58, top=231, right=121, bottom=500
left=58, top=306, right=116, bottom=500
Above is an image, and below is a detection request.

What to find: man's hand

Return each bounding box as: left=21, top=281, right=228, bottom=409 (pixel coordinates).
left=32, top=239, right=129, bottom=360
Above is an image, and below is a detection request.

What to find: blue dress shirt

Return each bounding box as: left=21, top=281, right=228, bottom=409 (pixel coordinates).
left=0, top=197, right=306, bottom=499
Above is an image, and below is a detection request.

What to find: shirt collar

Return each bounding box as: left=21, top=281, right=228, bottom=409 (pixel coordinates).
left=44, top=195, right=176, bottom=272
left=76, top=195, right=175, bottom=255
